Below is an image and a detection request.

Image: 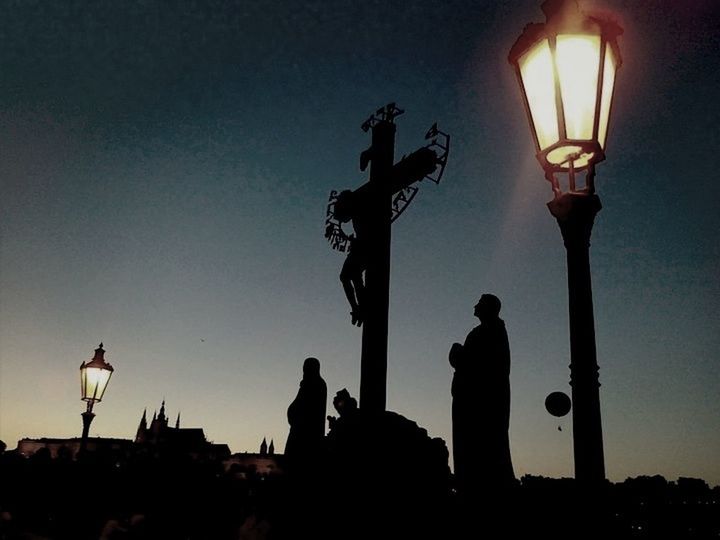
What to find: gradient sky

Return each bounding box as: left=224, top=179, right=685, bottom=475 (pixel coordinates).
left=1, top=0, right=718, bottom=485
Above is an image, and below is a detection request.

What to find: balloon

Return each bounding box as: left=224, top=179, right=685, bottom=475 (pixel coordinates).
left=545, top=391, right=571, bottom=417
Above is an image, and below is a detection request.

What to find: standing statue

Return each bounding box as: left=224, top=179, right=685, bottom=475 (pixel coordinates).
left=285, top=357, right=327, bottom=467
left=281, top=358, right=328, bottom=537
left=449, top=294, right=515, bottom=498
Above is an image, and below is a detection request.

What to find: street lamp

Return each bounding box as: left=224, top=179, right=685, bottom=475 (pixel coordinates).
left=508, top=0, right=623, bottom=483
left=79, top=343, right=114, bottom=452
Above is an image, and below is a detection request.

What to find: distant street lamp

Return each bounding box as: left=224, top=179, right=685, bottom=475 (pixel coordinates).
left=508, top=0, right=622, bottom=483
left=79, top=343, right=114, bottom=452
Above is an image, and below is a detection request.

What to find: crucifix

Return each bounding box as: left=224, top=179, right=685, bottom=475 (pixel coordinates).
left=325, top=103, right=449, bottom=412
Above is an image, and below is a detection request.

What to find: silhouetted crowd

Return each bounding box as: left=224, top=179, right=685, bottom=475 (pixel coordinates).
left=1, top=441, right=719, bottom=539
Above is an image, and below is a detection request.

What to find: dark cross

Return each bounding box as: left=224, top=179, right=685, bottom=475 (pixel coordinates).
left=325, top=103, right=449, bottom=412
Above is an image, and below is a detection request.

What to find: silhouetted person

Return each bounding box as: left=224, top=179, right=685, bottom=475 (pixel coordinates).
left=333, top=190, right=370, bottom=327
left=285, top=357, right=327, bottom=469
left=326, top=388, right=358, bottom=431
left=450, top=294, right=515, bottom=500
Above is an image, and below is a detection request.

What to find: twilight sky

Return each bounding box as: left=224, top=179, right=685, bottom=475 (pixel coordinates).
left=1, top=0, right=718, bottom=485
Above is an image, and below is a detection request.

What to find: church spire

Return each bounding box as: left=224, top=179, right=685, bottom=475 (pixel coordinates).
left=135, top=408, right=148, bottom=443
left=260, top=437, right=268, bottom=456
left=158, top=399, right=166, bottom=423
left=175, top=412, right=180, bottom=429
left=268, top=439, right=274, bottom=455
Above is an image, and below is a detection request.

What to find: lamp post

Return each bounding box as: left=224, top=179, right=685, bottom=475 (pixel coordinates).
left=79, top=343, right=114, bottom=453
left=508, top=0, right=622, bottom=483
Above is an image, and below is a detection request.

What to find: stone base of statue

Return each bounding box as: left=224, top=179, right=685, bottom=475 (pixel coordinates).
left=321, top=409, right=451, bottom=538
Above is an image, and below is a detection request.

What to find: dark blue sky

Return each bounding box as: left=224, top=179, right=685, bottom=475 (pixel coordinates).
left=1, top=0, right=718, bottom=484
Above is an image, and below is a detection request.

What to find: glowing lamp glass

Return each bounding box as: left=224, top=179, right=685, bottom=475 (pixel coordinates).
left=518, top=39, right=559, bottom=151
left=556, top=34, right=600, bottom=140
left=598, top=46, right=617, bottom=148
left=80, top=366, right=112, bottom=402
left=80, top=358, right=113, bottom=402
left=512, top=19, right=621, bottom=175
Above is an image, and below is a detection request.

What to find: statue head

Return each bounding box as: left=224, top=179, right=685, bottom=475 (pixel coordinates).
left=303, top=357, right=321, bottom=377
left=333, top=190, right=354, bottom=223
left=474, top=293, right=501, bottom=321
left=333, top=388, right=357, bottom=417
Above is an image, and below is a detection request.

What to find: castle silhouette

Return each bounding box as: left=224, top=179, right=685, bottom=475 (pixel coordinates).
left=16, top=400, right=281, bottom=473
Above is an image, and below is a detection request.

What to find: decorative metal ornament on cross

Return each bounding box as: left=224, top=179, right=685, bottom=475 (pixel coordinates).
left=325, top=105, right=449, bottom=254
